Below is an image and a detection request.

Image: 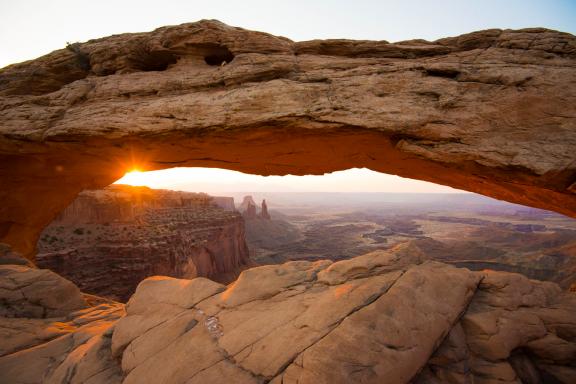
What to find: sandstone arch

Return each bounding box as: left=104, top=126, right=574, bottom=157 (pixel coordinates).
left=0, top=20, right=575, bottom=257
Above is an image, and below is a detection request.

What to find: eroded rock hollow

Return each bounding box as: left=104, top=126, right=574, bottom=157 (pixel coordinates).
left=1, top=20, right=575, bottom=258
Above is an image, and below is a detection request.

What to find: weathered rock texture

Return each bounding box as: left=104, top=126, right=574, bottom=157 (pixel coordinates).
left=2, top=242, right=574, bottom=383
left=260, top=199, right=271, bottom=220
left=0, top=263, right=125, bottom=383
left=36, top=184, right=251, bottom=301
left=240, top=196, right=259, bottom=220
left=0, top=20, right=575, bottom=257
left=0, top=263, right=87, bottom=318
left=239, top=195, right=271, bottom=221
left=213, top=196, right=236, bottom=211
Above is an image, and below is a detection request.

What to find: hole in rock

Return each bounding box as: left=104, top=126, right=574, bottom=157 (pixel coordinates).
left=129, top=50, right=179, bottom=72
left=424, top=67, right=460, bottom=79
left=34, top=167, right=576, bottom=303
left=202, top=45, right=235, bottom=66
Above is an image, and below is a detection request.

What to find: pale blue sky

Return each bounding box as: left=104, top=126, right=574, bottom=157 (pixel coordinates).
left=1, top=0, right=574, bottom=68
left=2, top=1, right=574, bottom=193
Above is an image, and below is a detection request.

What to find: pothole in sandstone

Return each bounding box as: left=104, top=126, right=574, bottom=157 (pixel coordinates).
left=201, top=44, right=235, bottom=66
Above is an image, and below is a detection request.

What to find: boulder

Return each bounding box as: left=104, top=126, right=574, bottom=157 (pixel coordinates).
left=0, top=264, right=87, bottom=318
left=1, top=243, right=575, bottom=383
left=109, top=244, right=576, bottom=384
left=0, top=267, right=124, bottom=383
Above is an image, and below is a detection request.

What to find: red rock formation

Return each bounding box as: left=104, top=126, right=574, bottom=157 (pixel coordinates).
left=0, top=251, right=125, bottom=382
left=0, top=21, right=575, bottom=258
left=259, top=199, right=271, bottom=220
left=240, top=196, right=272, bottom=220
left=211, top=196, right=236, bottom=211
left=35, top=185, right=252, bottom=301
left=239, top=196, right=258, bottom=220
left=245, top=202, right=257, bottom=220
left=238, top=196, right=256, bottom=212
left=0, top=21, right=575, bottom=384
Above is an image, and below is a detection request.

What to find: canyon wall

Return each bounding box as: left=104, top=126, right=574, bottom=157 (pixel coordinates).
left=0, top=20, right=575, bottom=257
left=212, top=196, right=236, bottom=211
left=36, top=185, right=251, bottom=301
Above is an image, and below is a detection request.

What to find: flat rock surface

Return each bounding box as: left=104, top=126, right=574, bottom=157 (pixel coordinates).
left=1, top=242, right=568, bottom=383
left=112, top=243, right=576, bottom=384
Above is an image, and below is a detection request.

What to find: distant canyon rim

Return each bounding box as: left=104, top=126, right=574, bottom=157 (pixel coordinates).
left=0, top=19, right=575, bottom=259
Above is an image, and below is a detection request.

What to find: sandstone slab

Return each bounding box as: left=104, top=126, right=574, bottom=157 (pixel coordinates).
left=1, top=241, right=575, bottom=383
left=0, top=264, right=87, bottom=318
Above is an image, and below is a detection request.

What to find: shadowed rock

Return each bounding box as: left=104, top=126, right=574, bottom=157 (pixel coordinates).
left=0, top=264, right=87, bottom=318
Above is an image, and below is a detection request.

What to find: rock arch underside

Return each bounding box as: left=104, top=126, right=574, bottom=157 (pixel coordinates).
left=1, top=20, right=576, bottom=258
left=1, top=20, right=576, bottom=384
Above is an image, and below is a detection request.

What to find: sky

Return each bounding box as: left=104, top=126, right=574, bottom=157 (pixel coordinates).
left=115, top=168, right=465, bottom=194
left=1, top=0, right=574, bottom=68
left=2, top=1, right=574, bottom=194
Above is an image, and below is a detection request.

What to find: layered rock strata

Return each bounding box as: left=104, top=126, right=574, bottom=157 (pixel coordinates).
left=1, top=21, right=575, bottom=257
left=2, top=242, right=574, bottom=383
left=36, top=185, right=251, bottom=301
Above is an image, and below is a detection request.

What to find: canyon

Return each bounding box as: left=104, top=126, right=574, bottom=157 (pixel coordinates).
left=243, top=193, right=576, bottom=290
left=35, top=184, right=251, bottom=301
left=0, top=20, right=575, bottom=384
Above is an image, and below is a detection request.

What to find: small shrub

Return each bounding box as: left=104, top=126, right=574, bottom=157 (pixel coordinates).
left=66, top=42, right=91, bottom=71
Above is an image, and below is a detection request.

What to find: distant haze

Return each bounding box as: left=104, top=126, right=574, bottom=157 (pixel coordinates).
left=114, top=168, right=466, bottom=194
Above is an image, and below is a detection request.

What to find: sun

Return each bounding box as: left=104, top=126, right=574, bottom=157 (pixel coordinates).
left=116, top=170, right=150, bottom=186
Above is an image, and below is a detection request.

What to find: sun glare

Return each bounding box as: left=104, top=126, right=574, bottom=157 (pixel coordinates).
left=117, top=170, right=149, bottom=186
left=113, top=167, right=464, bottom=194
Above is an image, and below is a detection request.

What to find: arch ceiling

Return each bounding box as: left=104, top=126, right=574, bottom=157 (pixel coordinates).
left=0, top=20, right=575, bottom=257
